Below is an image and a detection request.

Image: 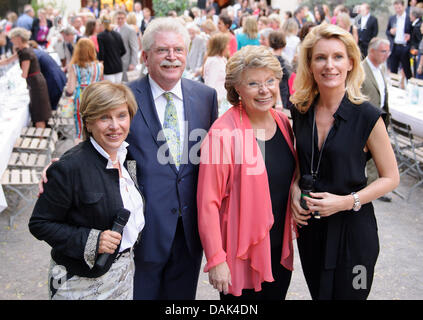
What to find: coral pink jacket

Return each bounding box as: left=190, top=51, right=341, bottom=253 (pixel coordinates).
left=197, top=105, right=298, bottom=296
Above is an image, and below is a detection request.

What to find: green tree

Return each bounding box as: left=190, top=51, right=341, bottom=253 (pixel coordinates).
left=153, top=0, right=190, bottom=17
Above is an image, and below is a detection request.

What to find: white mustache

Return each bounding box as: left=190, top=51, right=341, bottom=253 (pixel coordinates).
left=160, top=60, right=182, bottom=67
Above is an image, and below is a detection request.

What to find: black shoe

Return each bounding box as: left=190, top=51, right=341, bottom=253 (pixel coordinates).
left=378, top=195, right=392, bottom=202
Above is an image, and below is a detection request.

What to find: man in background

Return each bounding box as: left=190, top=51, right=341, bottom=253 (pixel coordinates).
left=362, top=37, right=393, bottom=202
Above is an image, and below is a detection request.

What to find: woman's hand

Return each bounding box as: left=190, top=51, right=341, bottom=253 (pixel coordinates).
left=290, top=181, right=312, bottom=226
left=98, top=230, right=122, bottom=254
left=305, top=192, right=353, bottom=217
left=209, top=261, right=232, bottom=295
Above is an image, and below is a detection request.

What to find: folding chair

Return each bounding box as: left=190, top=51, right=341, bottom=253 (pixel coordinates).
left=389, top=118, right=423, bottom=201
left=1, top=169, right=41, bottom=227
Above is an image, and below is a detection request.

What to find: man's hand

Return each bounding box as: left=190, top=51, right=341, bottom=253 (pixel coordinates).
left=37, top=158, right=59, bottom=197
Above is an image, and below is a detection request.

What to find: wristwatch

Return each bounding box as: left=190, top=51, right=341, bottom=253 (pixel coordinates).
left=351, top=192, right=361, bottom=212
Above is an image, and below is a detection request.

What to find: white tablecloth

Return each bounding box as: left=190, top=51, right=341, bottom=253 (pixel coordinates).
left=388, top=86, right=423, bottom=138
left=0, top=63, right=31, bottom=213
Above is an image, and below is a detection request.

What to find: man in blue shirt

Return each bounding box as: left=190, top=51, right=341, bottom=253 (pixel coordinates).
left=16, top=5, right=35, bottom=31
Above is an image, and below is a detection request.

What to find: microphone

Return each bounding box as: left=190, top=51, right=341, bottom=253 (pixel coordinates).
left=95, top=208, right=131, bottom=269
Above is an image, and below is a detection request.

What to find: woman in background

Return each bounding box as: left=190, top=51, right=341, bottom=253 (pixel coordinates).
left=236, top=16, right=260, bottom=50
left=217, top=13, right=237, bottom=57
left=65, top=38, right=103, bottom=143
left=203, top=32, right=231, bottom=116
left=0, top=28, right=51, bottom=128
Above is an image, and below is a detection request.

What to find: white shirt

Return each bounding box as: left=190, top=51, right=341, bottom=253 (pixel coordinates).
left=360, top=13, right=370, bottom=30
left=90, top=137, right=145, bottom=252
left=148, top=76, right=186, bottom=151
left=394, top=12, right=406, bottom=45
left=366, top=58, right=386, bottom=108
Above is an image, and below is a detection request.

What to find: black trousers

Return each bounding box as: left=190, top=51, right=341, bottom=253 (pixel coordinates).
left=297, top=217, right=376, bottom=300
left=389, top=44, right=412, bottom=79
left=220, top=245, right=292, bottom=301
left=133, top=218, right=202, bottom=300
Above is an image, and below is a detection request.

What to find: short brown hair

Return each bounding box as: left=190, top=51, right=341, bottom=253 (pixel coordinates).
left=80, top=81, right=138, bottom=140
left=268, top=30, right=286, bottom=50
left=207, top=32, right=230, bottom=57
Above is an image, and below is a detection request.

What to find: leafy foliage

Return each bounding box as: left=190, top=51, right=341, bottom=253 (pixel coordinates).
left=153, top=0, right=190, bottom=17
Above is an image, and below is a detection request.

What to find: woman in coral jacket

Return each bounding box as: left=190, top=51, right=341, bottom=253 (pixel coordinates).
left=197, top=45, right=298, bottom=300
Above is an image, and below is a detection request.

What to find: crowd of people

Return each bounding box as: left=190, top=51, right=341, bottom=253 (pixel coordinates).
left=1, top=0, right=419, bottom=300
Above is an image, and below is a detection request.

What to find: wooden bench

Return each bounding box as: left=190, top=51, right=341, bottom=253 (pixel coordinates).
left=48, top=111, right=75, bottom=141
left=8, top=152, right=48, bottom=169
left=14, top=127, right=58, bottom=160
left=1, top=169, right=41, bottom=227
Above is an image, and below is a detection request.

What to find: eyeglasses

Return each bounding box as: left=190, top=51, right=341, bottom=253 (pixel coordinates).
left=377, top=49, right=391, bottom=55
left=244, top=78, right=277, bottom=90
left=153, top=47, right=185, bottom=56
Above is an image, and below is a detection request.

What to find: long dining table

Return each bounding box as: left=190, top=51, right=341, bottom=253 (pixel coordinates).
left=388, top=85, right=423, bottom=138
left=0, top=62, right=30, bottom=213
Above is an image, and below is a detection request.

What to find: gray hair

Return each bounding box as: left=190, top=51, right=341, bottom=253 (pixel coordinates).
left=8, top=27, right=31, bottom=42
left=142, top=17, right=191, bottom=52
left=410, top=7, right=423, bottom=19
left=368, top=37, right=390, bottom=51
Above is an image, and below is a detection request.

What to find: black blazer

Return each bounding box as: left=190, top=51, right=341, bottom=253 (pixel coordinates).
left=140, top=16, right=154, bottom=34
left=410, top=19, right=422, bottom=50
left=29, top=140, right=142, bottom=278
left=357, top=15, right=378, bottom=46
left=30, top=18, right=53, bottom=46
left=386, top=14, right=412, bottom=49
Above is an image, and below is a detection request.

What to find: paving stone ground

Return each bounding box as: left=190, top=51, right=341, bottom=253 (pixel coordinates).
left=1, top=135, right=422, bottom=300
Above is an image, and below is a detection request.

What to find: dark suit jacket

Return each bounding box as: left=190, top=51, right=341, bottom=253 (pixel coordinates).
left=361, top=59, right=390, bottom=125
left=357, top=15, right=378, bottom=46
left=127, top=75, right=218, bottom=264
left=29, top=140, right=142, bottom=278
left=410, top=19, right=422, bottom=50
left=386, top=14, right=412, bottom=50
left=140, top=16, right=154, bottom=34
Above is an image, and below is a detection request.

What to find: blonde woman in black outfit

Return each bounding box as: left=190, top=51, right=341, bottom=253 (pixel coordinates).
left=290, top=24, right=399, bottom=300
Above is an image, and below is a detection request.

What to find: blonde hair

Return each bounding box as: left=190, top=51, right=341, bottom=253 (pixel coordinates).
left=225, top=45, right=282, bottom=105
left=70, top=38, right=98, bottom=67
left=80, top=81, right=138, bottom=140
left=207, top=32, right=230, bottom=57
left=336, top=12, right=351, bottom=31
left=100, top=14, right=112, bottom=31
left=291, top=23, right=366, bottom=113
left=243, top=16, right=258, bottom=39
left=126, top=12, right=137, bottom=25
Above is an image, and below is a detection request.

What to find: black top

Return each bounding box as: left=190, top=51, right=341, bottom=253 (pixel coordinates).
left=291, top=95, right=383, bottom=269
left=97, top=30, right=126, bottom=74
left=257, top=126, right=295, bottom=248
left=275, top=55, right=292, bottom=110
left=291, top=95, right=382, bottom=196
